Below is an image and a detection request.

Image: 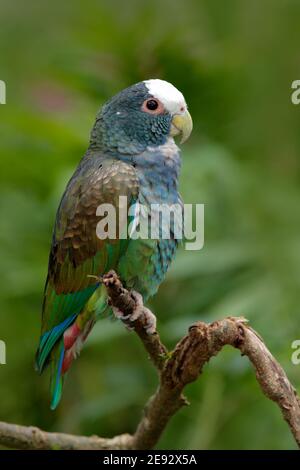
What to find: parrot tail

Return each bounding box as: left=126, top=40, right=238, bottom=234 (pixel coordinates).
left=50, top=340, right=65, bottom=410
left=49, top=317, right=96, bottom=410
left=37, top=287, right=109, bottom=409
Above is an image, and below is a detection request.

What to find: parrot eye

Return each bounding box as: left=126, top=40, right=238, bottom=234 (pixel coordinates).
left=146, top=99, right=158, bottom=110
left=142, top=98, right=164, bottom=115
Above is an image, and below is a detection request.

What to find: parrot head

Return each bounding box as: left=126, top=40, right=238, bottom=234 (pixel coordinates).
left=90, top=79, right=193, bottom=153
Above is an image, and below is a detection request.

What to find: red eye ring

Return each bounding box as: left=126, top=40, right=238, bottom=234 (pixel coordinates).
left=142, top=98, right=164, bottom=115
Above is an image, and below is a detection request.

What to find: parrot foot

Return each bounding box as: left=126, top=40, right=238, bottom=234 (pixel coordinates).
left=112, top=291, right=157, bottom=335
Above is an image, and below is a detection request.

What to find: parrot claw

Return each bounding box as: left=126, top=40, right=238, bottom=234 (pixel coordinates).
left=141, top=307, right=157, bottom=335
left=130, top=291, right=157, bottom=335
left=112, top=291, right=157, bottom=335
left=112, top=306, right=128, bottom=320
left=111, top=306, right=135, bottom=331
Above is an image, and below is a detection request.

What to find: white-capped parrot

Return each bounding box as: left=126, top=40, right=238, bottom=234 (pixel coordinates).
left=36, top=79, right=193, bottom=409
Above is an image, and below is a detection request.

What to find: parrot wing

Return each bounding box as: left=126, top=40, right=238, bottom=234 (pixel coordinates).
left=36, top=155, right=139, bottom=374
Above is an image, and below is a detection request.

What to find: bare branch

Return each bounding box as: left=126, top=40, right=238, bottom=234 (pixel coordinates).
left=0, top=422, right=132, bottom=450
left=0, top=272, right=299, bottom=450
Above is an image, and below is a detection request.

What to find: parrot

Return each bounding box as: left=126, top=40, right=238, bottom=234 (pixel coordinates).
left=35, top=79, right=193, bottom=409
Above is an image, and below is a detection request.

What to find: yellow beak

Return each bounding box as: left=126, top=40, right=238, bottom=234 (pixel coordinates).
left=170, top=109, right=193, bottom=144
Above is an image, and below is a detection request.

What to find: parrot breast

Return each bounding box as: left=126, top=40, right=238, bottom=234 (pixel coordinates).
left=117, top=138, right=182, bottom=298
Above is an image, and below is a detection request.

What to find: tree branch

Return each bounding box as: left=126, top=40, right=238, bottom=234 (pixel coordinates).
left=0, top=422, right=132, bottom=450
left=0, top=271, right=299, bottom=449
left=128, top=317, right=300, bottom=449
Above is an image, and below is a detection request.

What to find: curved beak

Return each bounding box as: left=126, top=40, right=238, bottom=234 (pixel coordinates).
left=170, top=109, right=193, bottom=144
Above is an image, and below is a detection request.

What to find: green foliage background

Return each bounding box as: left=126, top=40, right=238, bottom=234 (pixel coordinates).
left=0, top=0, right=300, bottom=449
